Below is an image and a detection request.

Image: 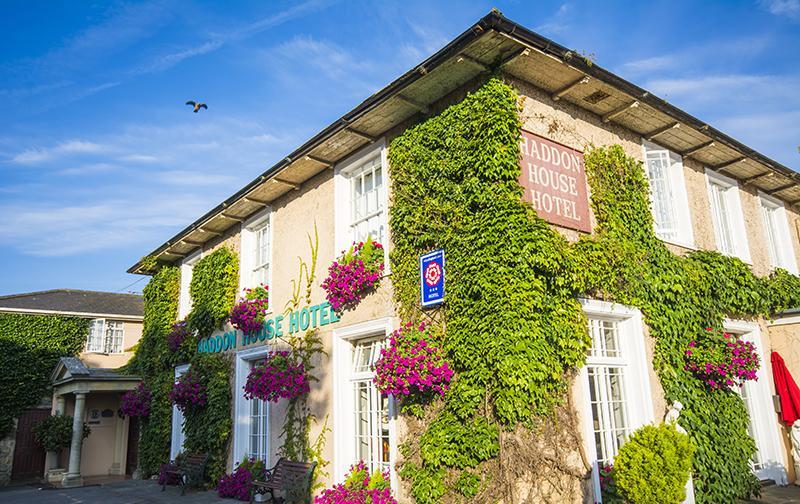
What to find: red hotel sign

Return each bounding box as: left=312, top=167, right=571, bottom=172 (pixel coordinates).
left=518, top=130, right=591, bottom=233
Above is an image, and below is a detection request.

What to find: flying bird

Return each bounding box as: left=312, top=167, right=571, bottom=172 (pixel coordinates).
left=186, top=100, right=208, bottom=113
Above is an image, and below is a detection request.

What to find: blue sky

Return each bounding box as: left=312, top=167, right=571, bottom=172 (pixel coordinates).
left=1, top=0, right=799, bottom=295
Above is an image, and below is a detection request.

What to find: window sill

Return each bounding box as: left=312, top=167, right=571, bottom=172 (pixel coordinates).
left=659, top=237, right=697, bottom=252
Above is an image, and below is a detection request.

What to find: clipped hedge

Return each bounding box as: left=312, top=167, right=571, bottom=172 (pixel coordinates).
left=613, top=423, right=694, bottom=504
left=0, top=313, right=89, bottom=437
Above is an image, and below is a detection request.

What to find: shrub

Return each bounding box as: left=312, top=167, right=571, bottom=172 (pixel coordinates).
left=169, top=367, right=207, bottom=413
left=315, top=461, right=396, bottom=504
left=217, top=457, right=268, bottom=501
left=613, top=423, right=694, bottom=504
left=33, top=415, right=90, bottom=452
left=373, top=322, right=453, bottom=399
left=684, top=327, right=759, bottom=390
left=120, top=383, right=152, bottom=417
left=321, top=237, right=384, bottom=312
left=229, top=285, right=270, bottom=334
left=243, top=350, right=309, bottom=403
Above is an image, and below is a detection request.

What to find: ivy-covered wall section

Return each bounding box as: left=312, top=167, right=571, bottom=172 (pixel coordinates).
left=0, top=314, right=90, bottom=437
left=388, top=77, right=800, bottom=503
left=127, top=246, right=236, bottom=483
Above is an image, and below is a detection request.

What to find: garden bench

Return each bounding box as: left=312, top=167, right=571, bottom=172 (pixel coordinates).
left=161, top=452, right=209, bottom=496
left=250, top=458, right=317, bottom=504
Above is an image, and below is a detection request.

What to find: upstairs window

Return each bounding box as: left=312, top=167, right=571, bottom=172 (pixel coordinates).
left=759, top=194, right=798, bottom=274
left=85, top=319, right=124, bottom=354
left=349, top=155, right=386, bottom=245
left=179, top=251, right=200, bottom=320
left=240, top=208, right=272, bottom=291
left=642, top=141, right=694, bottom=247
left=706, top=169, right=750, bottom=262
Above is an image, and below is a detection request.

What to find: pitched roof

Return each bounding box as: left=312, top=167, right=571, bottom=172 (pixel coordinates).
left=0, top=289, right=143, bottom=318
left=128, top=9, right=800, bottom=274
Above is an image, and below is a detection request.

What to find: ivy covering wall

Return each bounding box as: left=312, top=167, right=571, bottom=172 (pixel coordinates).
left=0, top=313, right=90, bottom=437
left=127, top=246, right=237, bottom=482
left=124, top=264, right=181, bottom=477
left=388, top=77, right=800, bottom=503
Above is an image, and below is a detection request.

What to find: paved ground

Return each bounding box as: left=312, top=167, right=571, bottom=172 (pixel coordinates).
left=0, top=479, right=224, bottom=503
left=1, top=478, right=799, bottom=503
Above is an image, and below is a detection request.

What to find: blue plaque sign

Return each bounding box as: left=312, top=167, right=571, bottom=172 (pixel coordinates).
left=420, top=249, right=445, bottom=308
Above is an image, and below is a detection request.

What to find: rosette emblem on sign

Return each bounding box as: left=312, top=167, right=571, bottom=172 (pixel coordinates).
left=425, top=261, right=442, bottom=287
left=420, top=249, right=445, bottom=308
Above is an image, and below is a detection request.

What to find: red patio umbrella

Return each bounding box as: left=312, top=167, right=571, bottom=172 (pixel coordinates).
left=771, top=351, right=800, bottom=425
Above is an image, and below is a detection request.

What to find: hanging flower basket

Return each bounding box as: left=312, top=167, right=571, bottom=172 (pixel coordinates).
left=315, top=461, right=397, bottom=504
left=321, top=237, right=384, bottom=312
left=169, top=368, right=207, bottom=413
left=230, top=285, right=270, bottom=333
left=243, top=350, right=309, bottom=403
left=167, top=320, right=191, bottom=353
left=373, top=322, right=453, bottom=398
left=120, top=383, right=152, bottom=418
left=684, top=327, right=759, bottom=390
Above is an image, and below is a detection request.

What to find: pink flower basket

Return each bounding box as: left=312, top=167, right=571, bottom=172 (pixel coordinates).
left=167, top=320, right=191, bottom=352
left=243, top=350, right=309, bottom=403
left=373, top=322, right=453, bottom=398
left=169, top=367, right=207, bottom=413
left=315, top=461, right=397, bottom=504
left=230, top=285, right=270, bottom=334
left=321, top=238, right=384, bottom=312
left=120, top=383, right=151, bottom=418
left=684, top=327, right=760, bottom=390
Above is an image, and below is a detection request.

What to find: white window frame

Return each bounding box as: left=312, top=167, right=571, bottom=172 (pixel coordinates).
left=758, top=193, right=798, bottom=274
left=178, top=250, right=201, bottom=320
left=233, top=345, right=272, bottom=465
left=642, top=141, right=695, bottom=248
left=104, top=320, right=125, bottom=354
left=332, top=318, right=396, bottom=487
left=334, top=140, right=390, bottom=272
left=85, top=319, right=105, bottom=353
left=706, top=169, right=751, bottom=263
left=170, top=364, right=190, bottom=460
left=724, top=319, right=788, bottom=485
left=239, top=207, right=274, bottom=294
left=578, top=299, right=654, bottom=503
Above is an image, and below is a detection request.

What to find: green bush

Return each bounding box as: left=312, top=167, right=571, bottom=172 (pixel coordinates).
left=613, top=423, right=694, bottom=504
left=33, top=415, right=90, bottom=452
left=187, top=247, right=239, bottom=338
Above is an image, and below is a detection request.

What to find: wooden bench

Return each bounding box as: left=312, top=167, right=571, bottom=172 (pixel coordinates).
left=161, top=453, right=209, bottom=495
left=250, top=458, right=317, bottom=504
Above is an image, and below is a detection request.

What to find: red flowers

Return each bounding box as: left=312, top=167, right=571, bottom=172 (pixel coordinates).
left=684, top=328, right=760, bottom=390
left=230, top=285, right=270, bottom=334
left=321, top=238, right=384, bottom=312
left=217, top=457, right=268, bottom=501
left=315, top=461, right=396, bottom=504
left=373, top=322, right=453, bottom=398
left=243, top=351, right=309, bottom=403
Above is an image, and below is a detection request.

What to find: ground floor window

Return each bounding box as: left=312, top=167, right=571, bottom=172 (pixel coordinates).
left=170, top=364, right=189, bottom=459
left=333, top=319, right=396, bottom=485
left=725, top=320, right=788, bottom=485
left=234, top=347, right=271, bottom=464
left=579, top=300, right=654, bottom=502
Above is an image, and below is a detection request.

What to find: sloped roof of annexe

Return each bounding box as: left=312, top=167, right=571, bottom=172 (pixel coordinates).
left=0, top=289, right=143, bottom=318
left=128, top=10, right=800, bottom=275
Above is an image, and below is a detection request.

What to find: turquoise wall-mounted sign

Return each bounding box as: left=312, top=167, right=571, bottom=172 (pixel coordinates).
left=197, top=301, right=340, bottom=354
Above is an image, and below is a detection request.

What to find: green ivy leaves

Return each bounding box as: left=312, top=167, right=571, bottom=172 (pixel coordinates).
left=187, top=247, right=239, bottom=338
left=0, top=314, right=89, bottom=437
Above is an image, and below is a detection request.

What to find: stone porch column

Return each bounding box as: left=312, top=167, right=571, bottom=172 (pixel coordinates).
left=61, top=391, right=87, bottom=488
left=44, top=395, right=68, bottom=479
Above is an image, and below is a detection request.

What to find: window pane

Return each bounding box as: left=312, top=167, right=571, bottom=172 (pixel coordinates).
left=710, top=182, right=735, bottom=255
left=761, top=204, right=780, bottom=268
left=646, top=150, right=677, bottom=240
left=351, top=338, right=392, bottom=474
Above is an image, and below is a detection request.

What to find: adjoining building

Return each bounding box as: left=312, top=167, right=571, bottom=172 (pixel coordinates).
left=127, top=11, right=800, bottom=502
left=0, top=289, right=143, bottom=487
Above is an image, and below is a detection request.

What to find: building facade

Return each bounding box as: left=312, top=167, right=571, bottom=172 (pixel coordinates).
left=0, top=289, right=143, bottom=486
left=129, top=12, right=800, bottom=502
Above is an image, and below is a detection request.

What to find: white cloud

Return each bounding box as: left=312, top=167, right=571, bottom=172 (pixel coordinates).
left=761, top=0, right=800, bottom=20
left=536, top=4, right=572, bottom=37
left=10, top=139, right=106, bottom=164
left=644, top=74, right=800, bottom=104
